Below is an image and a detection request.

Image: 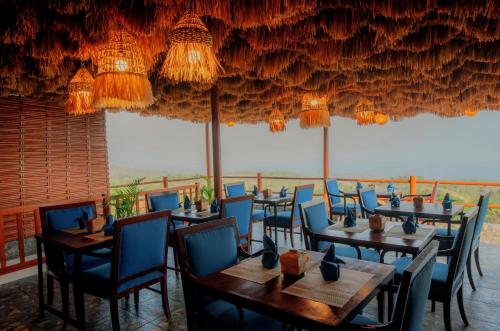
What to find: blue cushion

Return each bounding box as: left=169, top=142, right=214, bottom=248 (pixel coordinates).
left=330, top=203, right=361, bottom=215
left=315, top=242, right=380, bottom=262
left=185, top=224, right=239, bottom=277
left=360, top=189, right=378, bottom=212
left=226, top=183, right=246, bottom=198
left=252, top=209, right=265, bottom=221
left=391, top=256, right=412, bottom=283
left=64, top=248, right=111, bottom=274
left=264, top=211, right=299, bottom=227
left=326, top=179, right=342, bottom=206
left=359, top=248, right=381, bottom=262
left=149, top=193, right=179, bottom=212
left=292, top=186, right=314, bottom=223
left=223, top=199, right=253, bottom=236
left=351, top=314, right=379, bottom=326
left=46, top=205, right=95, bottom=232
left=170, top=222, right=188, bottom=236
left=473, top=194, right=490, bottom=242
left=436, top=228, right=458, bottom=237
left=303, top=202, right=329, bottom=232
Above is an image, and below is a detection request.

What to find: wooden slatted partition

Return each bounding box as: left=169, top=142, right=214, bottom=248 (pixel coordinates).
left=0, top=96, right=109, bottom=275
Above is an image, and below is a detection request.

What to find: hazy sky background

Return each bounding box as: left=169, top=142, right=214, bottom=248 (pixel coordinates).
left=107, top=111, right=500, bottom=180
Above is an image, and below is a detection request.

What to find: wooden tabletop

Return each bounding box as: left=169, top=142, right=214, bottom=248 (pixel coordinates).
left=375, top=202, right=464, bottom=221
left=344, top=190, right=402, bottom=199
left=254, top=193, right=293, bottom=205
left=197, top=249, right=394, bottom=329
left=35, top=229, right=112, bottom=253
left=315, top=220, right=437, bottom=256
left=170, top=208, right=220, bottom=224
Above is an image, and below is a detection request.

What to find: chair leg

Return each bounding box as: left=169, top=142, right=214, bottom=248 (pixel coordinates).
left=377, top=292, right=385, bottom=323
left=443, top=300, right=452, bottom=331
left=290, top=227, right=295, bottom=248
left=457, top=285, right=469, bottom=326
left=466, top=255, right=477, bottom=291
left=61, top=282, right=70, bottom=321
left=46, top=274, right=54, bottom=305
left=160, top=277, right=171, bottom=319
left=110, top=297, right=121, bottom=331
left=474, top=246, right=484, bottom=277
left=173, top=246, right=180, bottom=277
left=283, top=228, right=288, bottom=242
left=133, top=290, right=140, bottom=306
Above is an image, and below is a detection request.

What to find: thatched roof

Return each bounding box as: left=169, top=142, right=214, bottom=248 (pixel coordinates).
left=1, top=0, right=499, bottom=123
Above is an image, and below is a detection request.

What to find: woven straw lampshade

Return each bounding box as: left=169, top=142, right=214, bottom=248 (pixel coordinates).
left=162, top=10, right=222, bottom=83
left=355, top=97, right=376, bottom=125
left=226, top=121, right=235, bottom=127
left=66, top=66, right=96, bottom=115
left=269, top=109, right=286, bottom=132
left=374, top=112, right=389, bottom=125
left=463, top=107, right=479, bottom=117
left=300, top=94, right=331, bottom=128
left=93, top=30, right=153, bottom=109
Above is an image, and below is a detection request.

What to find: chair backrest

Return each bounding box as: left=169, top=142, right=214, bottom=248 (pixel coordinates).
left=325, top=179, right=341, bottom=207
left=447, top=207, right=479, bottom=288
left=39, top=200, right=97, bottom=234
left=391, top=240, right=439, bottom=331
left=299, top=199, right=330, bottom=251
left=220, top=195, right=253, bottom=239
left=291, top=184, right=315, bottom=222
left=146, top=191, right=179, bottom=212
left=429, top=181, right=439, bottom=203
left=358, top=187, right=378, bottom=216
left=472, top=192, right=490, bottom=242
left=224, top=182, right=246, bottom=198
left=176, top=218, right=240, bottom=277
left=112, top=210, right=170, bottom=292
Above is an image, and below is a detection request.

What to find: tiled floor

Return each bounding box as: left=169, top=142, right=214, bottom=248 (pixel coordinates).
left=1, top=223, right=500, bottom=330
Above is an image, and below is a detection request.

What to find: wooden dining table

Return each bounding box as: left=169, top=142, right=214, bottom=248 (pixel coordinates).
left=170, top=207, right=220, bottom=224
left=196, top=249, right=395, bottom=330
left=374, top=202, right=464, bottom=235
left=344, top=190, right=402, bottom=199
left=254, top=193, right=294, bottom=245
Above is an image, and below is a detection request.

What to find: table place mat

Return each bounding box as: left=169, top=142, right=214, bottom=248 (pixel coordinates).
left=328, top=220, right=369, bottom=233
left=84, top=232, right=111, bottom=241
left=196, top=210, right=217, bottom=217
left=221, top=257, right=281, bottom=284
left=282, top=268, right=374, bottom=308
left=61, top=227, right=88, bottom=235
left=383, top=224, right=434, bottom=241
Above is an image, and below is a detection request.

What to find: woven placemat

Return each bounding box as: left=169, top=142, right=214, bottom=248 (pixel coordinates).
left=61, top=227, right=88, bottom=235
left=84, top=232, right=111, bottom=242
left=328, top=220, right=369, bottom=233
left=282, top=267, right=373, bottom=308
left=383, top=224, right=434, bottom=241
left=196, top=210, right=217, bottom=217
left=221, top=257, right=281, bottom=284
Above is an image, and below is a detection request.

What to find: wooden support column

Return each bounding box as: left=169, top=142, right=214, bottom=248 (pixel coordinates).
left=323, top=127, right=329, bottom=201
left=211, top=86, right=222, bottom=200
left=205, top=122, right=212, bottom=178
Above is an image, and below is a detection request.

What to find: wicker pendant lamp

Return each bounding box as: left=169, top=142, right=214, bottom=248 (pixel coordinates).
left=93, top=29, right=153, bottom=109
left=226, top=121, right=235, bottom=127
left=65, top=66, right=96, bottom=115
left=300, top=94, right=331, bottom=128
left=374, top=112, right=389, bottom=125
left=355, top=97, right=376, bottom=125
left=161, top=8, right=222, bottom=83
left=463, top=107, right=479, bottom=117
left=269, top=109, right=286, bottom=132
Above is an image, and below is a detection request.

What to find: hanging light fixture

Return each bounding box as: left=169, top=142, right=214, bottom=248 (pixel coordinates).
left=463, top=107, right=479, bottom=117
left=269, top=109, right=286, bottom=132
left=300, top=94, right=331, bottom=128
left=65, top=66, right=96, bottom=115
left=226, top=121, right=235, bottom=127
left=93, top=29, right=153, bottom=109
left=161, top=8, right=222, bottom=83
left=374, top=112, right=389, bottom=125
left=355, top=97, right=376, bottom=125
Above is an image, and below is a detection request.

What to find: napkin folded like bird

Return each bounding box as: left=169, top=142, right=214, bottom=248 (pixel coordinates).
left=183, top=196, right=192, bottom=210
left=387, top=182, right=395, bottom=193
left=279, top=186, right=288, bottom=198
left=261, top=234, right=279, bottom=269
left=253, top=185, right=259, bottom=196
left=356, top=182, right=363, bottom=190
left=402, top=214, right=418, bottom=234
left=343, top=207, right=357, bottom=227
left=102, top=214, right=115, bottom=236
left=390, top=193, right=401, bottom=208
left=319, top=245, right=345, bottom=281
left=76, top=209, right=89, bottom=229
left=210, top=199, right=220, bottom=213
left=442, top=193, right=453, bottom=210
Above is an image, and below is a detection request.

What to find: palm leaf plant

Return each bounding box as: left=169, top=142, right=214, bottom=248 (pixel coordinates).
left=109, top=177, right=145, bottom=218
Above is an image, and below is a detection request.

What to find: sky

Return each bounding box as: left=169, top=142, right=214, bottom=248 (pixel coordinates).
left=107, top=111, right=500, bottom=180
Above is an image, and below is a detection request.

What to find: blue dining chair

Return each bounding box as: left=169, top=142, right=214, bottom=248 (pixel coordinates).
left=39, top=201, right=111, bottom=320
left=348, top=240, right=439, bottom=331
left=299, top=199, right=380, bottom=262
left=224, top=181, right=266, bottom=222
left=220, top=195, right=254, bottom=252
left=78, top=211, right=172, bottom=331
left=146, top=190, right=185, bottom=275
left=324, top=178, right=359, bottom=219
left=175, top=218, right=281, bottom=331
left=358, top=187, right=381, bottom=218
left=264, top=184, right=314, bottom=247
left=391, top=207, right=479, bottom=331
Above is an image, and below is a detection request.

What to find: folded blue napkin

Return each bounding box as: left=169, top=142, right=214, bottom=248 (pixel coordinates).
left=76, top=209, right=89, bottom=229
left=319, top=245, right=345, bottom=281
left=183, top=196, right=192, bottom=210
left=261, top=234, right=279, bottom=269
left=402, top=214, right=418, bottom=234
left=356, top=182, right=363, bottom=190
left=390, top=193, right=400, bottom=208
left=387, top=182, right=395, bottom=193
left=442, top=193, right=452, bottom=210
left=210, top=199, right=220, bottom=213
left=253, top=185, right=259, bottom=196
left=343, top=207, right=357, bottom=227
left=279, top=186, right=288, bottom=198
left=103, top=214, right=115, bottom=236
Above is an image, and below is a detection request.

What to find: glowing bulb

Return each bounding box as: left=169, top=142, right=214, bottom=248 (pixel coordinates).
left=187, top=50, right=201, bottom=64
left=115, top=59, right=128, bottom=71
left=310, top=99, right=318, bottom=106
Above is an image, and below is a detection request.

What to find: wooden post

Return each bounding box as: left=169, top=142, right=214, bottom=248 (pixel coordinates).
left=257, top=172, right=263, bottom=191
left=409, top=175, right=417, bottom=196
left=211, top=86, right=222, bottom=200
left=205, top=122, right=211, bottom=178
left=162, top=176, right=168, bottom=188
left=323, top=127, right=329, bottom=201
left=195, top=182, right=200, bottom=201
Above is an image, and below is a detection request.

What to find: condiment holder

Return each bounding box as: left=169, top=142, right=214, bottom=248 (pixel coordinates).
left=280, top=249, right=309, bottom=276
left=195, top=200, right=207, bottom=212
left=369, top=214, right=386, bottom=231
left=413, top=196, right=424, bottom=209
left=263, top=188, right=273, bottom=199
left=87, top=218, right=106, bottom=234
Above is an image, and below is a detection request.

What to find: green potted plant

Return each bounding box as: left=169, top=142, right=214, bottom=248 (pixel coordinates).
left=197, top=176, right=214, bottom=211
left=108, top=177, right=145, bottom=218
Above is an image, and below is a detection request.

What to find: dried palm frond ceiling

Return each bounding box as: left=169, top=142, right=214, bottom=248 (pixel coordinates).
left=0, top=0, right=499, bottom=124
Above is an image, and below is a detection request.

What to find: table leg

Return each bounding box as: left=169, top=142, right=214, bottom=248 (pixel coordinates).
left=377, top=291, right=385, bottom=323
left=447, top=220, right=451, bottom=236
left=73, top=253, right=86, bottom=330
left=274, top=204, right=278, bottom=246
left=36, top=238, right=44, bottom=318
